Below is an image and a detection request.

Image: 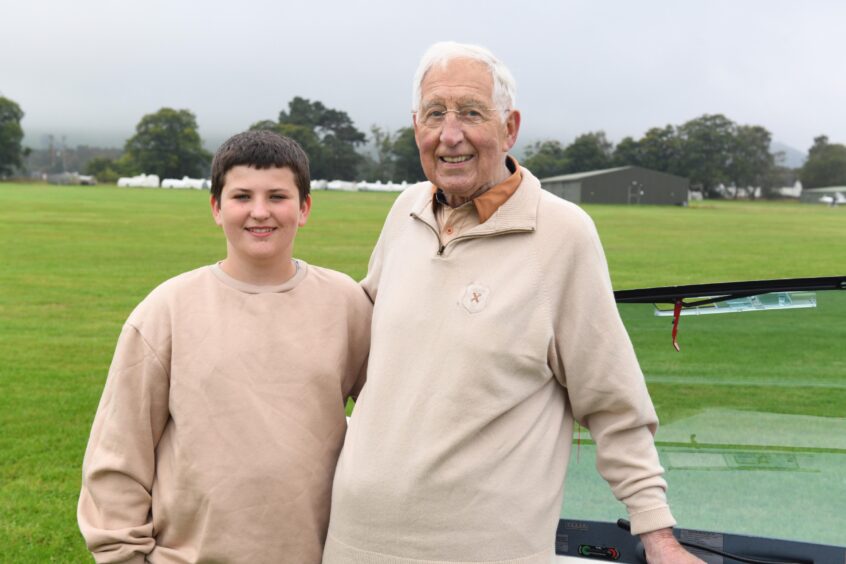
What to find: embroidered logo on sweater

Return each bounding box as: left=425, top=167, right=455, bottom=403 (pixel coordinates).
left=461, top=283, right=490, bottom=313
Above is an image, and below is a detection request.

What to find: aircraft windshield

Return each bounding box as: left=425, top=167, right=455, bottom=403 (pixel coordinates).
left=560, top=288, right=845, bottom=549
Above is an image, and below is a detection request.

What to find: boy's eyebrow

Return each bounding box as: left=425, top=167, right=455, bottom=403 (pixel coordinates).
left=228, top=186, right=294, bottom=193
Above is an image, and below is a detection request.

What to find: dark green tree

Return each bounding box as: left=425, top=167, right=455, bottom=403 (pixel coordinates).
left=637, top=126, right=683, bottom=175
left=0, top=96, right=26, bottom=176
left=124, top=108, right=211, bottom=179
left=612, top=136, right=641, bottom=167
left=250, top=119, right=324, bottom=177
left=357, top=125, right=396, bottom=181
left=522, top=140, right=569, bottom=178
left=390, top=127, right=425, bottom=182
left=729, top=125, right=775, bottom=198
left=677, top=114, right=737, bottom=196
left=800, top=135, right=846, bottom=189
left=84, top=154, right=138, bottom=183
left=562, top=131, right=614, bottom=173
left=276, top=97, right=366, bottom=180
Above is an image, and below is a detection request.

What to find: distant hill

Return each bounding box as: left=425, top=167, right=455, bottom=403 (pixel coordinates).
left=771, top=141, right=806, bottom=169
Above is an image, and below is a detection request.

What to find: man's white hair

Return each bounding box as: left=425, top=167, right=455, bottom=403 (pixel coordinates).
left=411, top=41, right=517, bottom=118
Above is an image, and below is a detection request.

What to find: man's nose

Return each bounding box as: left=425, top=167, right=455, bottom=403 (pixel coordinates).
left=439, top=113, right=464, bottom=146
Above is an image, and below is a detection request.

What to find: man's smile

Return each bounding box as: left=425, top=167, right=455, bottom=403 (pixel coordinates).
left=440, top=155, right=474, bottom=164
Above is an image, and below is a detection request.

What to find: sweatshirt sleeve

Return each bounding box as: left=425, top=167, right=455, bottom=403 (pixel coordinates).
left=78, top=323, right=171, bottom=563
left=548, top=210, right=676, bottom=535
left=345, top=285, right=373, bottom=401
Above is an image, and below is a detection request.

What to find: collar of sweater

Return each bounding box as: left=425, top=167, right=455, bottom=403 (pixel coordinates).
left=411, top=166, right=541, bottom=237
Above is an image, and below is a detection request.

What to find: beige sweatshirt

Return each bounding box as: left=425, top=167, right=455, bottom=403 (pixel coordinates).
left=79, top=262, right=371, bottom=564
left=324, top=167, right=674, bottom=564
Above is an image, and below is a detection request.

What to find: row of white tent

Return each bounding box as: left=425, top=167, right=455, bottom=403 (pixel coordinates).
left=117, top=174, right=413, bottom=192
left=117, top=174, right=210, bottom=189
left=313, top=180, right=411, bottom=192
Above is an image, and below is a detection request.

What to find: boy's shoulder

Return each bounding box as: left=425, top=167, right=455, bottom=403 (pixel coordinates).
left=304, top=263, right=360, bottom=293
left=147, top=265, right=214, bottom=299
left=127, top=265, right=214, bottom=324
left=302, top=263, right=370, bottom=306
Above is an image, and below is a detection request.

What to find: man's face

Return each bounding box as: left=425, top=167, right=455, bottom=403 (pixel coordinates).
left=414, top=58, right=520, bottom=201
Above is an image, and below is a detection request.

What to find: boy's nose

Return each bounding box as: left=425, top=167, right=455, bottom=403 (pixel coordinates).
left=250, top=200, right=270, bottom=219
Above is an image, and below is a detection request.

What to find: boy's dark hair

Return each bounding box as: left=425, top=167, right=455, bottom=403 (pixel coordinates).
left=211, top=130, right=311, bottom=204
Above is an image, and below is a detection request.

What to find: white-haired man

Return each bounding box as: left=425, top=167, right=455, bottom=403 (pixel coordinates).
left=323, top=42, right=703, bottom=564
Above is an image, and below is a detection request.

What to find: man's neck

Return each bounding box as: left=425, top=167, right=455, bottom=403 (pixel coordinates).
left=441, top=160, right=513, bottom=208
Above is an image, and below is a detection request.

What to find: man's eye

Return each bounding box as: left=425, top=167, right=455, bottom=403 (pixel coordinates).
left=461, top=109, right=484, bottom=121
left=427, top=109, right=446, bottom=119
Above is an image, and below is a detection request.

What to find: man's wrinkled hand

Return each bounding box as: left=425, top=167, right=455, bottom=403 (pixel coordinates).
left=640, top=528, right=705, bottom=564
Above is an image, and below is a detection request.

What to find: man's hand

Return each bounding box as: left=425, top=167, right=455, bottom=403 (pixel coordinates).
left=640, top=528, right=705, bottom=564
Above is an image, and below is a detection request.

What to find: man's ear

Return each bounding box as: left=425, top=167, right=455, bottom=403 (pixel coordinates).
left=298, top=194, right=312, bottom=227
left=210, top=195, right=222, bottom=226
left=503, top=109, right=521, bottom=151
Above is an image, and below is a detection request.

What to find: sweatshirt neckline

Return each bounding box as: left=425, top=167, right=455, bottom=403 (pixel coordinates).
left=209, top=260, right=308, bottom=294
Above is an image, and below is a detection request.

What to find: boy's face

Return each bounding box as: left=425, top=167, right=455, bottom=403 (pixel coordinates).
left=211, top=165, right=310, bottom=281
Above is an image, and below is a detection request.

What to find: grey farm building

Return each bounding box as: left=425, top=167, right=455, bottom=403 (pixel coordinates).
left=540, top=166, right=689, bottom=205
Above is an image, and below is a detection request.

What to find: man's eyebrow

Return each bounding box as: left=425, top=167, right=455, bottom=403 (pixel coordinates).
left=421, top=96, right=488, bottom=110
left=455, top=96, right=487, bottom=107
left=420, top=99, right=446, bottom=110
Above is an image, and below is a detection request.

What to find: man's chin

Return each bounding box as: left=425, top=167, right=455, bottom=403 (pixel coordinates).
left=433, top=174, right=475, bottom=195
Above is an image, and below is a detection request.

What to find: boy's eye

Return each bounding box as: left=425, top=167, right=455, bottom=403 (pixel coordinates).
left=270, top=194, right=288, bottom=200
left=234, top=194, right=250, bottom=201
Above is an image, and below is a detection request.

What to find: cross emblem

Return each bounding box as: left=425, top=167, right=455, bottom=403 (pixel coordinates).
left=461, top=283, right=489, bottom=313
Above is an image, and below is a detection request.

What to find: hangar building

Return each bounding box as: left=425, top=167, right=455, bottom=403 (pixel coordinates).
left=799, top=186, right=846, bottom=204
left=540, top=166, right=689, bottom=205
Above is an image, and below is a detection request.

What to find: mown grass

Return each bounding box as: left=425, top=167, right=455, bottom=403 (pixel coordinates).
left=0, top=182, right=843, bottom=561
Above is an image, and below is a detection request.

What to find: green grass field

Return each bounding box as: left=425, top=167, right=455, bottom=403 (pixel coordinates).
left=1, top=182, right=844, bottom=560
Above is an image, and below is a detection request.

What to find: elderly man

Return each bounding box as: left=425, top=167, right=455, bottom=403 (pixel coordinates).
left=323, top=42, right=702, bottom=564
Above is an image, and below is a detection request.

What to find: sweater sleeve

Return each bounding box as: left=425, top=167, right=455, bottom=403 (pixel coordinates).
left=548, top=211, right=676, bottom=535
left=360, top=183, right=423, bottom=303
left=78, top=323, right=171, bottom=563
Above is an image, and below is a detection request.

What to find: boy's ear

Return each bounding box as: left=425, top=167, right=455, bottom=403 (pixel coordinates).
left=210, top=195, right=223, bottom=226
left=298, top=194, right=312, bottom=227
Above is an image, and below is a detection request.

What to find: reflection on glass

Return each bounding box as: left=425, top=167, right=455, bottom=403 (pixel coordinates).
left=652, top=291, right=818, bottom=316
left=561, top=290, right=846, bottom=548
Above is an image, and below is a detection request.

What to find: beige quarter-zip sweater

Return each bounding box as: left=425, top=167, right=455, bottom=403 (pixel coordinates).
left=79, top=262, right=371, bottom=564
left=324, top=166, right=674, bottom=564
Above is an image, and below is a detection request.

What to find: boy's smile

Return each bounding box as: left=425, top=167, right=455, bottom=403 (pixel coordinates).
left=211, top=165, right=311, bottom=285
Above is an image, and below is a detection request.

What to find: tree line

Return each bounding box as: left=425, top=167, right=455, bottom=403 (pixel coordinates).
left=3, top=93, right=846, bottom=194
left=521, top=114, right=832, bottom=198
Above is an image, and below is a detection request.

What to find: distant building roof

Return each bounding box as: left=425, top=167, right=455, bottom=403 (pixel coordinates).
left=803, top=186, right=846, bottom=193
left=540, top=167, right=630, bottom=183
left=539, top=165, right=687, bottom=183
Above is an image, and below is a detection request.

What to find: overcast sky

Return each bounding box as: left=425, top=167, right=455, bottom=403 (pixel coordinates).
left=3, top=0, right=845, bottom=161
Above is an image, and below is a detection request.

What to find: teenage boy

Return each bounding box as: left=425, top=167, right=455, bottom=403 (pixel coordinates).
left=78, top=130, right=371, bottom=564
